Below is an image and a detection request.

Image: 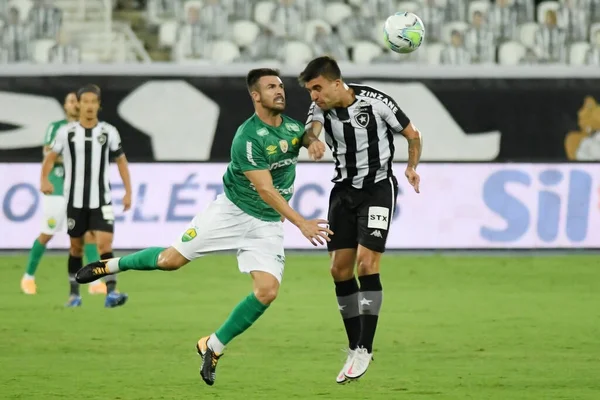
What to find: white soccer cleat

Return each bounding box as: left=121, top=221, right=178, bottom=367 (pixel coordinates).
left=344, top=347, right=373, bottom=380
left=336, top=348, right=356, bottom=384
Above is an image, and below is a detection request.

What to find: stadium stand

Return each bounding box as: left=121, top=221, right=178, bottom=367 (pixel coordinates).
left=0, top=0, right=599, bottom=64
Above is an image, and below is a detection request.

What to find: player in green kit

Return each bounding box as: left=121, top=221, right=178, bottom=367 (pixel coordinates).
left=75, top=68, right=332, bottom=385
left=21, top=92, right=107, bottom=298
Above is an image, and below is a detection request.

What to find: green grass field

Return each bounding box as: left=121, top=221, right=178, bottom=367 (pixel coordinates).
left=1, top=253, right=599, bottom=400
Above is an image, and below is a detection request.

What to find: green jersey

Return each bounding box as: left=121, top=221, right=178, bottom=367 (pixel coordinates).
left=43, top=119, right=68, bottom=196
left=223, top=114, right=305, bottom=222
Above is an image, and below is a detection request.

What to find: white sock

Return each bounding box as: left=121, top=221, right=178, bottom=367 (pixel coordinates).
left=207, top=333, right=225, bottom=354
left=23, top=273, right=34, bottom=280
left=106, top=258, right=121, bottom=273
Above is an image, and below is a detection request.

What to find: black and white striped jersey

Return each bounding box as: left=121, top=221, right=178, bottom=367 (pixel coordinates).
left=50, top=121, right=124, bottom=208
left=305, top=83, right=410, bottom=189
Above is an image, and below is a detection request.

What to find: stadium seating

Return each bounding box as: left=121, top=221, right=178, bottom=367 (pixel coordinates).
left=0, top=0, right=599, bottom=65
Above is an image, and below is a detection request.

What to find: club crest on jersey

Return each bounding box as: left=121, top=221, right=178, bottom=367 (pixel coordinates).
left=291, top=137, right=299, bottom=146
left=97, top=133, right=107, bottom=145
left=279, top=140, right=288, bottom=153
left=354, top=112, right=370, bottom=128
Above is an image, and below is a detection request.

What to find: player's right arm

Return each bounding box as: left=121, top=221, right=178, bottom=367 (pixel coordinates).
left=40, top=125, right=66, bottom=194
left=303, top=102, right=325, bottom=160
left=42, top=122, right=63, bottom=162
left=233, top=135, right=333, bottom=246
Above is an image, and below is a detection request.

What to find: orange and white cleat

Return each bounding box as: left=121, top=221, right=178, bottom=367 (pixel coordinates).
left=20, top=276, right=37, bottom=295
left=88, top=280, right=107, bottom=295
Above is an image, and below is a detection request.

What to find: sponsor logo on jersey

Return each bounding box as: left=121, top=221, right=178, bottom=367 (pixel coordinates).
left=269, top=156, right=298, bottom=171
left=279, top=140, right=288, bottom=153
left=257, top=128, right=269, bottom=136
left=358, top=89, right=399, bottom=114
left=354, top=112, right=370, bottom=128
left=285, top=123, right=300, bottom=132
left=266, top=145, right=277, bottom=155
left=181, top=228, right=197, bottom=242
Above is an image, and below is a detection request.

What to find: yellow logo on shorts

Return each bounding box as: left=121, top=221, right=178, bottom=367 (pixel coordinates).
left=47, top=218, right=56, bottom=229
left=266, top=145, right=277, bottom=155
left=181, top=228, right=197, bottom=242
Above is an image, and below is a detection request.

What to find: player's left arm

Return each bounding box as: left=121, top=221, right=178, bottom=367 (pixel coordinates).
left=109, top=127, right=132, bottom=211
left=378, top=97, right=422, bottom=193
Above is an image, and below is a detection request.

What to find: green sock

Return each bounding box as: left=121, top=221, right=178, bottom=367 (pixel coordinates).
left=25, top=239, right=46, bottom=276
left=84, top=243, right=100, bottom=265
left=118, top=247, right=165, bottom=271
left=215, top=293, right=269, bottom=346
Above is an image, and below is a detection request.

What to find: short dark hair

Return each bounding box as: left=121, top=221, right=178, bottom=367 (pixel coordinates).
left=77, top=84, right=101, bottom=101
left=298, top=56, right=342, bottom=86
left=246, top=68, right=280, bottom=92
left=64, top=91, right=77, bottom=103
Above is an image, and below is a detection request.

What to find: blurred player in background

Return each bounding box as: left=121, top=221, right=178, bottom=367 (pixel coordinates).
left=74, top=68, right=331, bottom=386
left=21, top=92, right=107, bottom=297
left=300, top=56, right=423, bottom=383
left=40, top=84, right=132, bottom=308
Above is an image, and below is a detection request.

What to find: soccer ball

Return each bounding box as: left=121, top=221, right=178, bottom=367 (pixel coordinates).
left=383, top=12, right=425, bottom=54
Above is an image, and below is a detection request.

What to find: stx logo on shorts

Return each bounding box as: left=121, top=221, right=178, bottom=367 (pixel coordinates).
left=181, top=228, right=197, bottom=242
left=367, top=206, right=390, bottom=230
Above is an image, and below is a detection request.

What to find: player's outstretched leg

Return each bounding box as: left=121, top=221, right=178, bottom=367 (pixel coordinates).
left=344, top=273, right=383, bottom=381
left=75, top=246, right=167, bottom=283
left=197, top=271, right=276, bottom=386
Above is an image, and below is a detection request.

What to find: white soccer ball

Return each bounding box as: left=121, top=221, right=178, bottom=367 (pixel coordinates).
left=383, top=12, right=426, bottom=54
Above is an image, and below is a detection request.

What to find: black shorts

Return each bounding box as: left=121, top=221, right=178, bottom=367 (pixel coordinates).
left=67, top=206, right=114, bottom=237
left=327, top=176, right=399, bottom=253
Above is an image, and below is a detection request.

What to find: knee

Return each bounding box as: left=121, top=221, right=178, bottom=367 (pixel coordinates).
left=357, top=252, right=379, bottom=276
left=330, top=263, right=354, bottom=281
left=254, top=284, right=278, bottom=305
left=70, top=243, right=84, bottom=257
left=157, top=248, right=188, bottom=271
left=37, top=234, right=53, bottom=245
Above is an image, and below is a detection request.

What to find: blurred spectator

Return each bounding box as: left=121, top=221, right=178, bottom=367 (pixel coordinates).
left=512, top=0, right=535, bottom=24
left=535, top=10, right=567, bottom=63
left=465, top=11, right=495, bottom=63
left=28, top=0, right=62, bottom=39
left=338, top=13, right=377, bottom=44
left=585, top=30, right=600, bottom=64
left=312, top=25, right=348, bottom=61
left=146, top=0, right=182, bottom=26
left=418, top=0, right=445, bottom=43
left=199, top=0, right=229, bottom=39
left=1, top=7, right=31, bottom=62
left=271, top=0, right=304, bottom=39
left=173, top=4, right=211, bottom=60
left=582, top=0, right=600, bottom=23
left=489, top=0, right=518, bottom=43
left=0, top=47, right=8, bottom=63
left=225, top=0, right=254, bottom=21
left=237, top=27, right=285, bottom=61
left=49, top=30, right=80, bottom=64
left=372, top=46, right=427, bottom=64
left=441, top=30, right=471, bottom=64
left=361, top=0, right=395, bottom=20
left=445, top=0, right=466, bottom=22
left=519, top=47, right=539, bottom=64
left=296, top=0, right=326, bottom=21
left=557, top=0, right=588, bottom=42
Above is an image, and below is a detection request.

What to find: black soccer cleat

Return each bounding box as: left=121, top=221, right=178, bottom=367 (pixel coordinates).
left=75, top=260, right=112, bottom=284
left=196, top=336, right=223, bottom=386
